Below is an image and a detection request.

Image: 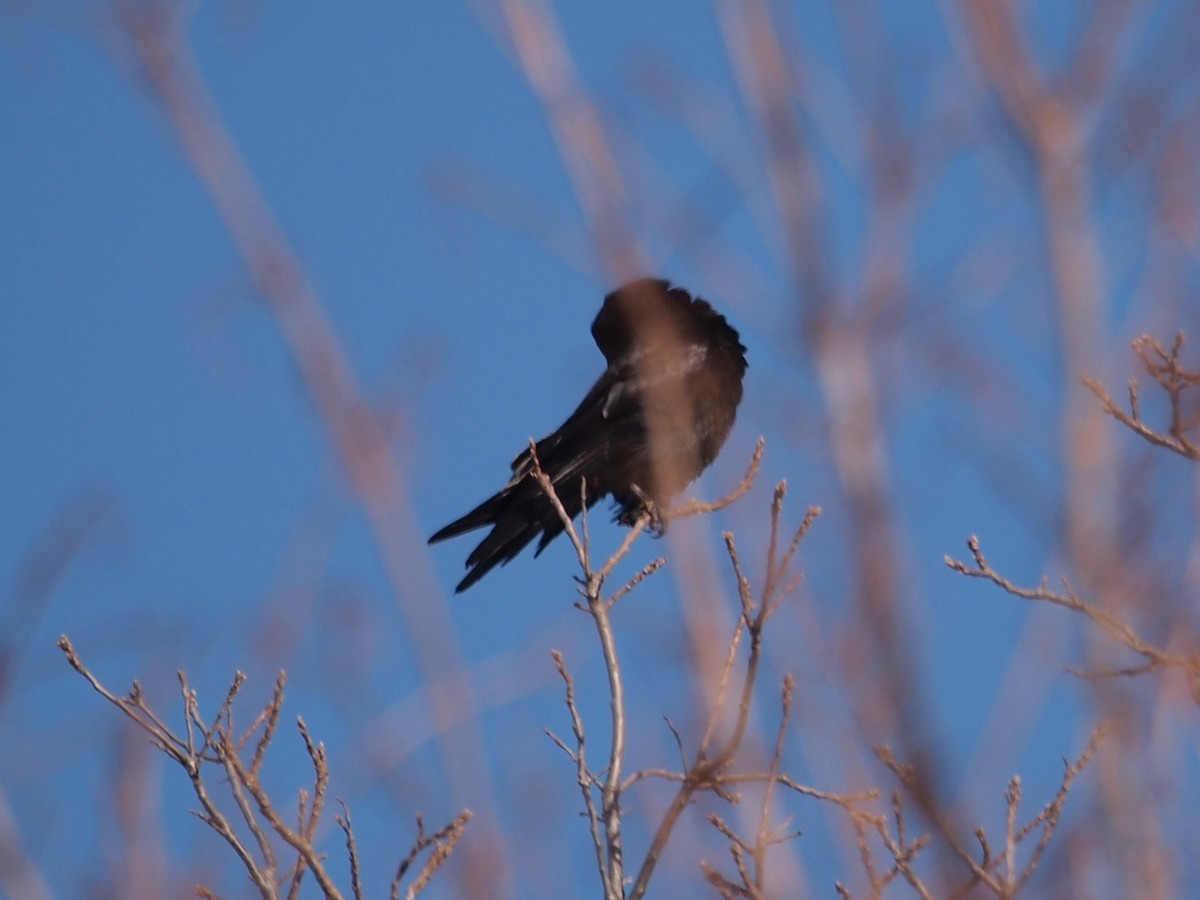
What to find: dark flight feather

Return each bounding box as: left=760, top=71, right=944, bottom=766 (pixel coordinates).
left=429, top=278, right=748, bottom=592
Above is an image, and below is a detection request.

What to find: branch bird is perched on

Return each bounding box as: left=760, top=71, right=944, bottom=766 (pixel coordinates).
left=429, top=278, right=748, bottom=592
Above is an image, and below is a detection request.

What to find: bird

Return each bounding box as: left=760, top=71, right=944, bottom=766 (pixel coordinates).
left=428, top=278, right=748, bottom=593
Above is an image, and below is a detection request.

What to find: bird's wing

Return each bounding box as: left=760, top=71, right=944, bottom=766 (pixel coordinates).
left=427, top=362, right=649, bottom=591
left=509, top=361, right=645, bottom=487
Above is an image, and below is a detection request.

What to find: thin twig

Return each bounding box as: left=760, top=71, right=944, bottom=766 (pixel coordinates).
left=876, top=722, right=1105, bottom=896
left=527, top=440, right=591, bottom=576
left=665, top=437, right=765, bottom=522
left=548, top=650, right=606, bottom=883
left=946, top=535, right=1192, bottom=681
left=391, top=811, right=474, bottom=900
left=336, top=801, right=364, bottom=900
left=631, top=489, right=815, bottom=900
left=1081, top=333, right=1200, bottom=460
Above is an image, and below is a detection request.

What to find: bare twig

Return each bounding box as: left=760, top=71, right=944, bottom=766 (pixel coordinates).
left=877, top=745, right=1004, bottom=895
left=245, top=672, right=286, bottom=773
left=607, top=558, right=667, bottom=607
left=838, top=789, right=934, bottom=900
left=336, top=801, right=364, bottom=900
left=1011, top=723, right=1106, bottom=892
left=701, top=674, right=803, bottom=898
left=1083, top=333, right=1200, bottom=460
left=664, top=437, right=766, bottom=522
left=547, top=650, right=605, bottom=882
left=629, top=495, right=821, bottom=900
left=532, top=439, right=838, bottom=900
left=391, top=810, right=474, bottom=900
left=876, top=723, right=1105, bottom=896
left=527, top=440, right=591, bottom=576
left=529, top=440, right=660, bottom=899
left=945, top=536, right=1200, bottom=698
left=60, top=637, right=467, bottom=899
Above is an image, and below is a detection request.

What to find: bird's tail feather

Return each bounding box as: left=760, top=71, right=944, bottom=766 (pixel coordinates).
left=429, top=474, right=588, bottom=592
left=455, top=514, right=544, bottom=592
left=427, top=489, right=511, bottom=544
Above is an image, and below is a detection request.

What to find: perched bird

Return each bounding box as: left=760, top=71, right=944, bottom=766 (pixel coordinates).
left=429, top=278, right=748, bottom=592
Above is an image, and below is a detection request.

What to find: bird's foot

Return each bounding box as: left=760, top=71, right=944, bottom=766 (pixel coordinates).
left=646, top=503, right=667, bottom=536
left=620, top=485, right=667, bottom=535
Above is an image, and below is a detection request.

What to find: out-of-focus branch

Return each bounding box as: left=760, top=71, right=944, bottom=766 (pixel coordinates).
left=0, top=786, right=52, bottom=900
left=106, top=5, right=498, bottom=878
left=493, top=0, right=645, bottom=279
left=0, top=496, right=112, bottom=898
left=716, top=11, right=949, bottom=875
left=948, top=7, right=1169, bottom=892
left=954, top=0, right=1120, bottom=586
left=1, top=493, right=111, bottom=722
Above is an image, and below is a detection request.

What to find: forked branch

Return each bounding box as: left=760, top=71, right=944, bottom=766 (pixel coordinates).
left=1083, top=332, right=1200, bottom=461
left=945, top=537, right=1200, bottom=701
left=58, top=636, right=469, bottom=899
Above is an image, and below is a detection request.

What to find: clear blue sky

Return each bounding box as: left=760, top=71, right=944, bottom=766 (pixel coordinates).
left=3, top=2, right=1196, bottom=897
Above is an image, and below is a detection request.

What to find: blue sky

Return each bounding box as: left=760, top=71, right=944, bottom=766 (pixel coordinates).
left=3, top=2, right=1198, bottom=897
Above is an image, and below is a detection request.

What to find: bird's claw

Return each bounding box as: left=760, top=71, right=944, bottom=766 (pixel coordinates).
left=620, top=484, right=667, bottom=535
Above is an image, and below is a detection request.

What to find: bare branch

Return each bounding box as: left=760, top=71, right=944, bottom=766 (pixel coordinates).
left=548, top=650, right=605, bottom=882
left=1082, top=333, right=1200, bottom=460
left=336, top=801, right=363, bottom=900
left=876, top=722, right=1106, bottom=896
left=1013, top=723, right=1106, bottom=892
left=607, top=558, right=667, bottom=608
left=391, top=810, right=474, bottom=900
left=631, top=478, right=817, bottom=900
left=665, top=437, right=766, bottom=522
left=60, top=637, right=466, bottom=898
left=946, top=536, right=1196, bottom=693
left=245, top=672, right=287, bottom=774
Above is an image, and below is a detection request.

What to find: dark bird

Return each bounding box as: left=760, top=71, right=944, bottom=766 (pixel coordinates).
left=429, top=278, right=748, bottom=592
